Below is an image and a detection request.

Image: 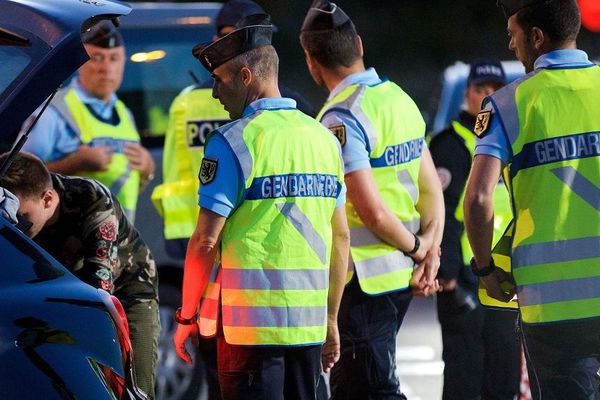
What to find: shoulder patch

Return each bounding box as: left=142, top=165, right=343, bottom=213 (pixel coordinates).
left=329, top=124, right=346, bottom=146
left=473, top=110, right=492, bottom=137
left=199, top=157, right=218, bottom=185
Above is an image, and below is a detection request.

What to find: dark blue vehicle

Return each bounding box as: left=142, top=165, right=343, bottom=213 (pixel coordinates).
left=0, top=0, right=146, bottom=398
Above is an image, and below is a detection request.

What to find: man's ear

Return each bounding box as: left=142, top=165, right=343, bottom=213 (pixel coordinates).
left=356, top=35, right=364, bottom=57
left=41, top=189, right=54, bottom=210
left=530, top=26, right=546, bottom=51
left=240, top=66, right=253, bottom=87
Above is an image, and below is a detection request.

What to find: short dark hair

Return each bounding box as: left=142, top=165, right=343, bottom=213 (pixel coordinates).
left=228, top=45, right=279, bottom=83
left=0, top=152, right=52, bottom=199
left=300, top=21, right=361, bottom=69
left=516, top=0, right=581, bottom=44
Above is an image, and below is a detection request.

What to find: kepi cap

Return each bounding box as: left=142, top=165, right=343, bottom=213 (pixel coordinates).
left=193, top=13, right=273, bottom=72
left=82, top=20, right=123, bottom=48
left=301, top=0, right=353, bottom=32
left=467, top=58, right=507, bottom=86
left=497, top=0, right=546, bottom=18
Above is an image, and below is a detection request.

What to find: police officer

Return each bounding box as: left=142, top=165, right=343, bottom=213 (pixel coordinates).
left=300, top=1, right=445, bottom=398
left=22, top=21, right=154, bottom=223
left=430, top=59, right=520, bottom=400
left=464, top=1, right=600, bottom=398
left=0, top=152, right=160, bottom=399
left=173, top=14, right=350, bottom=399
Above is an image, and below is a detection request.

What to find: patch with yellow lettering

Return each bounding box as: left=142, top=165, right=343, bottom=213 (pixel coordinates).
left=329, top=124, right=346, bottom=146
left=473, top=110, right=492, bottom=137
left=199, top=158, right=218, bottom=185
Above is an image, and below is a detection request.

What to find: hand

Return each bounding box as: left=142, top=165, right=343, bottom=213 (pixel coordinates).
left=75, top=144, right=112, bottom=171
left=410, top=231, right=432, bottom=263
left=410, top=264, right=441, bottom=296
left=480, top=267, right=516, bottom=302
left=173, top=322, right=199, bottom=365
left=124, top=143, right=155, bottom=179
left=321, top=320, right=340, bottom=373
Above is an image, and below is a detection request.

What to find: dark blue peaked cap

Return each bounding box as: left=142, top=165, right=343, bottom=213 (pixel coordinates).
left=82, top=20, right=123, bottom=48
left=301, top=0, right=354, bottom=32
left=497, top=0, right=548, bottom=17
left=192, top=13, right=273, bottom=72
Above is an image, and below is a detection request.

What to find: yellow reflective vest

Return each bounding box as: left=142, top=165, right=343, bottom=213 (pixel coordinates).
left=54, top=88, right=140, bottom=222
left=151, top=85, right=229, bottom=240
left=489, top=64, right=600, bottom=324
left=213, top=104, right=344, bottom=346
left=318, top=80, right=424, bottom=295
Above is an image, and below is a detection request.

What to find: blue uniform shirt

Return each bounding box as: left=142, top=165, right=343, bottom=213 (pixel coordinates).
left=320, top=68, right=382, bottom=174
left=22, top=78, right=119, bottom=161
left=199, top=97, right=346, bottom=218
left=475, top=49, right=594, bottom=164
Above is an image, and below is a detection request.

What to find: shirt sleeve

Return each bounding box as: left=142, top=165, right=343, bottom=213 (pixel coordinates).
left=21, top=106, right=81, bottom=162
left=321, top=111, right=371, bottom=174
left=198, top=133, right=243, bottom=217
left=78, top=196, right=120, bottom=293
left=473, top=104, right=512, bottom=164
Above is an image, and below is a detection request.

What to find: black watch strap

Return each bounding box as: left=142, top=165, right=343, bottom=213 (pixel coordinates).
left=470, top=257, right=496, bottom=277
left=175, top=307, right=197, bottom=325
left=408, top=233, right=420, bottom=255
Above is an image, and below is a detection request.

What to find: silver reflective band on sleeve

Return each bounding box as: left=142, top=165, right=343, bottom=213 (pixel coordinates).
left=276, top=203, right=328, bottom=264
left=222, top=305, right=327, bottom=327
left=550, top=166, right=600, bottom=212
left=512, top=236, right=600, bottom=269
left=350, top=219, right=420, bottom=247
left=221, top=114, right=258, bottom=183
left=397, top=169, right=418, bottom=203
left=517, top=275, right=600, bottom=307
left=221, top=268, right=328, bottom=290
left=354, top=251, right=414, bottom=279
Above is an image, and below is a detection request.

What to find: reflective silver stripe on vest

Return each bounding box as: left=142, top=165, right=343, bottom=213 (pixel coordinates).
left=513, top=236, right=600, bottom=269
left=323, top=85, right=378, bottom=151
left=220, top=113, right=260, bottom=183
left=517, top=275, right=600, bottom=307
left=354, top=251, right=414, bottom=279
left=221, top=268, right=328, bottom=290
left=397, top=169, right=418, bottom=203
left=350, top=219, right=420, bottom=247
left=52, top=89, right=82, bottom=137
left=488, top=70, right=541, bottom=145
left=222, top=305, right=326, bottom=327
left=550, top=166, right=600, bottom=212
left=109, top=164, right=132, bottom=195
left=276, top=203, right=328, bottom=264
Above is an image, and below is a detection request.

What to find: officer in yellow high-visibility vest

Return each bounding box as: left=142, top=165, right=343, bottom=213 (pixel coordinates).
left=21, top=21, right=155, bottom=223
left=173, top=14, right=350, bottom=399
left=300, top=1, right=445, bottom=398
left=430, top=59, right=520, bottom=400
left=464, top=1, right=600, bottom=398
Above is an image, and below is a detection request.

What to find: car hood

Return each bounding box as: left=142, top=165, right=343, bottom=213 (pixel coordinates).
left=0, top=0, right=131, bottom=142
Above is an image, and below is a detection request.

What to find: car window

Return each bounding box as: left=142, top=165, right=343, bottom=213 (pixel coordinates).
left=119, top=27, right=214, bottom=138
left=0, top=47, right=30, bottom=99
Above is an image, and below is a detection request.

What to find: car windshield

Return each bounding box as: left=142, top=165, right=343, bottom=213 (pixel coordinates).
left=119, top=27, right=213, bottom=138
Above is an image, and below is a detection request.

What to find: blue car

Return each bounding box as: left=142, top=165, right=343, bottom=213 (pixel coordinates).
left=0, top=0, right=147, bottom=398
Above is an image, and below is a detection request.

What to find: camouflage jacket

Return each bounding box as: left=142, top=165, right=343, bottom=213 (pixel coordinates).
left=34, top=174, right=158, bottom=306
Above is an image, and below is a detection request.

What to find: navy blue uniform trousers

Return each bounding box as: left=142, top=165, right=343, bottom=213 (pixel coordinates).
left=330, top=276, right=413, bottom=400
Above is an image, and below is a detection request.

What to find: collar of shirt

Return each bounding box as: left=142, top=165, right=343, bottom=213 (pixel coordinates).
left=327, top=67, right=381, bottom=101
left=242, top=97, right=297, bottom=118
left=534, top=49, right=593, bottom=70
left=71, top=78, right=118, bottom=120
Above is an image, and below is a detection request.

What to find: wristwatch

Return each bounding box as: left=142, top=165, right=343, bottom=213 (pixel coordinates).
left=175, top=307, right=197, bottom=325
left=408, top=233, right=420, bottom=255
left=470, top=257, right=496, bottom=277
